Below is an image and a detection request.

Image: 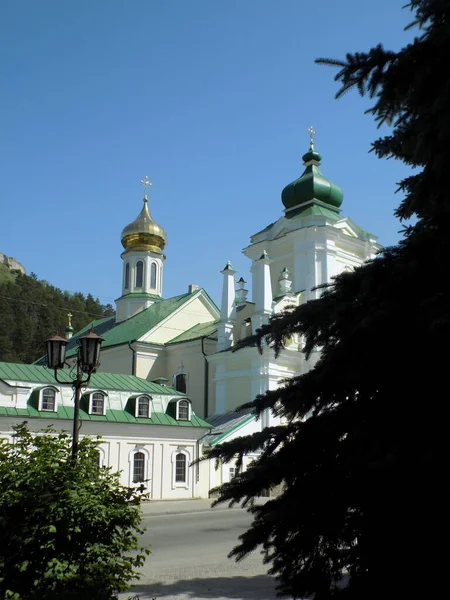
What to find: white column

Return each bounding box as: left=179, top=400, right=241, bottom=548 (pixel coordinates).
left=251, top=250, right=273, bottom=334
left=217, top=261, right=236, bottom=351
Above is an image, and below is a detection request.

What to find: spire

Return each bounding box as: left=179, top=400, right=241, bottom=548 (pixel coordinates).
left=278, top=267, right=293, bottom=296
left=217, top=261, right=236, bottom=351
left=251, top=250, right=273, bottom=334
left=120, top=177, right=167, bottom=254
left=235, top=277, right=248, bottom=305
left=65, top=312, right=74, bottom=340
left=281, top=127, right=343, bottom=215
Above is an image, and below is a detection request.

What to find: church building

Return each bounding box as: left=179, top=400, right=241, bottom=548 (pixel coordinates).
left=0, top=131, right=380, bottom=497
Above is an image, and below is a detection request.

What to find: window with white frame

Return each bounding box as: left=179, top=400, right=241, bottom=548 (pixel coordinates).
left=177, top=399, right=190, bottom=420
left=135, top=261, right=144, bottom=287
left=133, top=451, right=146, bottom=483
left=175, top=452, right=187, bottom=483
left=40, top=387, right=57, bottom=411
left=136, top=395, right=151, bottom=418
left=229, top=467, right=236, bottom=480
left=89, top=392, right=106, bottom=415
left=171, top=448, right=189, bottom=488
left=150, top=262, right=157, bottom=289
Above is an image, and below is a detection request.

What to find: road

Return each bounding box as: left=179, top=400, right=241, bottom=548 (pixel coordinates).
left=123, top=504, right=284, bottom=600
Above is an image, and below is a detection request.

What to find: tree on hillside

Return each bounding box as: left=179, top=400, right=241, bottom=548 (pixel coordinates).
left=0, top=423, right=149, bottom=600
left=0, top=273, right=114, bottom=363
left=202, top=2, right=450, bottom=598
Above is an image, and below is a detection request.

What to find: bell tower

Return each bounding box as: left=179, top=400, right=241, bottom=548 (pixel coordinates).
left=115, top=177, right=167, bottom=323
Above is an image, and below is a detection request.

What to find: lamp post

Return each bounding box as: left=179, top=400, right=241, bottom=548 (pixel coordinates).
left=45, top=330, right=103, bottom=459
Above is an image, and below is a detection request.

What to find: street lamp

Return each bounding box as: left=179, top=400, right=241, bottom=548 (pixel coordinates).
left=45, top=330, right=103, bottom=459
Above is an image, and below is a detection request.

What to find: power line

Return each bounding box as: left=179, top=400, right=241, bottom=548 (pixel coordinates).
left=0, top=294, right=113, bottom=320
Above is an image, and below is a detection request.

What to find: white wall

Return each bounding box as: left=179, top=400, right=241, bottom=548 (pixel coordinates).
left=0, top=415, right=211, bottom=499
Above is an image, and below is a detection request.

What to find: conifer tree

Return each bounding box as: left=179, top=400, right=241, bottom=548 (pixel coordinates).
left=0, top=273, right=114, bottom=363
left=203, top=2, right=450, bottom=598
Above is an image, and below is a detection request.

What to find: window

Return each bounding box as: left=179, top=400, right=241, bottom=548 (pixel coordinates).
left=135, top=261, right=143, bottom=287
left=93, top=450, right=102, bottom=469
left=133, top=451, right=146, bottom=483
left=137, top=395, right=150, bottom=418
left=90, top=392, right=105, bottom=415
left=124, top=262, right=130, bottom=289
left=229, top=467, right=236, bottom=480
left=41, top=388, right=56, bottom=411
left=150, top=262, right=157, bottom=289
left=177, top=399, right=190, bottom=420
left=175, top=453, right=187, bottom=483
left=175, top=373, right=187, bottom=394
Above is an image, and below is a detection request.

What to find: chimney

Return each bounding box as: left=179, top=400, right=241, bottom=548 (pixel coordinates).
left=188, top=284, right=200, bottom=293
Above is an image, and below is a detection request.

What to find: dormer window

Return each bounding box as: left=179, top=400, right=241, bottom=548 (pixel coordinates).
left=89, top=392, right=106, bottom=415
left=39, top=387, right=57, bottom=411
left=177, top=399, right=190, bottom=420
left=136, top=395, right=151, bottom=418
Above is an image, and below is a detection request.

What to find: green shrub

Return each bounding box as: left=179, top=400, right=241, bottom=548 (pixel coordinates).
left=0, top=423, right=149, bottom=600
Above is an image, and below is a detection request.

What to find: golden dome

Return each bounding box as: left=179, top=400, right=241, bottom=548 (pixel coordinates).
left=121, top=198, right=167, bottom=254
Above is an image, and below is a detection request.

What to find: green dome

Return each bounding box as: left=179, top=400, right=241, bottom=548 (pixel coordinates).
left=282, top=145, right=343, bottom=212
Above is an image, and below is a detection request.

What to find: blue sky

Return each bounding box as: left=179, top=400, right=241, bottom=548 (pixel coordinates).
left=1, top=0, right=414, bottom=310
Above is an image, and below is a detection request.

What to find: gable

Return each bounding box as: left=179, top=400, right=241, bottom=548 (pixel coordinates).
left=139, top=292, right=219, bottom=345
left=334, top=217, right=378, bottom=243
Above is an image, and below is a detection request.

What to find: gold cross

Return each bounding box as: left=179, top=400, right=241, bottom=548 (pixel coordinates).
left=67, top=312, right=73, bottom=326
left=140, top=175, right=152, bottom=200
left=308, top=126, right=316, bottom=149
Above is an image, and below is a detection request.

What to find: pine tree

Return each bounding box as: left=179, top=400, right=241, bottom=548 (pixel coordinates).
left=203, top=2, right=450, bottom=598
left=0, top=273, right=114, bottom=363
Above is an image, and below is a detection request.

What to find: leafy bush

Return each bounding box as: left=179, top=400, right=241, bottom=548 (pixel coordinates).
left=0, top=423, right=149, bottom=600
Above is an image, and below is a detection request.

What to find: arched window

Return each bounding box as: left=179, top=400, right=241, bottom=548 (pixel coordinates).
left=177, top=399, right=190, bottom=420
left=175, top=453, right=187, bottom=483
left=90, top=392, right=105, bottom=415
left=137, top=395, right=150, bottom=418
left=93, top=450, right=102, bottom=469
left=40, top=388, right=56, bottom=411
left=133, top=451, right=146, bottom=483
left=135, top=261, right=144, bottom=287
left=124, top=262, right=130, bottom=289
left=175, top=373, right=187, bottom=394
left=150, top=262, right=157, bottom=289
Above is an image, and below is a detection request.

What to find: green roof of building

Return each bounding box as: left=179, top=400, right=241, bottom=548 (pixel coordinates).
left=63, top=289, right=206, bottom=358
left=288, top=203, right=342, bottom=221
left=0, top=405, right=210, bottom=428
left=203, top=409, right=255, bottom=446
left=0, top=362, right=183, bottom=395
left=167, top=320, right=219, bottom=344
left=282, top=144, right=343, bottom=214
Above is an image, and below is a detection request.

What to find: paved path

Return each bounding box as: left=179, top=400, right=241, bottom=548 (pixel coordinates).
left=121, top=499, right=286, bottom=600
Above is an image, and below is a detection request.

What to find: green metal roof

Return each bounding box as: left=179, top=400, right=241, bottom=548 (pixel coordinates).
left=167, top=320, right=219, bottom=344
left=282, top=144, right=343, bottom=212
left=65, top=290, right=199, bottom=357
left=203, top=410, right=255, bottom=446
left=0, top=362, right=183, bottom=395
left=287, top=203, right=342, bottom=221
left=0, top=405, right=210, bottom=428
